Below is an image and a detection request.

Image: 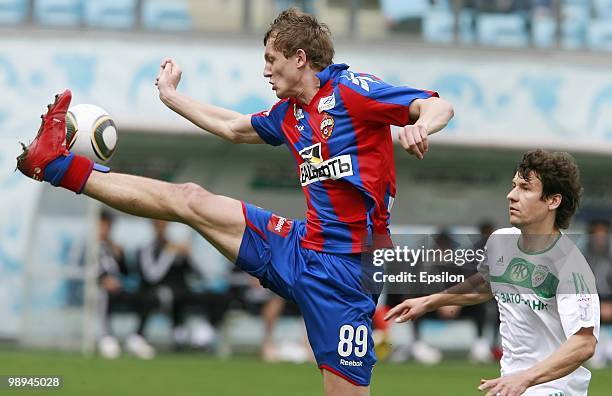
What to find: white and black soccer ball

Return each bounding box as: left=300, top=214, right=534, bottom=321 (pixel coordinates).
left=66, top=104, right=118, bottom=164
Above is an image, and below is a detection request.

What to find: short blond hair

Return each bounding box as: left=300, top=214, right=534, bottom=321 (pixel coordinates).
left=264, top=8, right=334, bottom=71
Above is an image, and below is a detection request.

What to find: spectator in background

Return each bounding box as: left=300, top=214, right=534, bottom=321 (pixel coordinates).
left=531, top=0, right=552, bottom=12
left=97, top=210, right=159, bottom=359
left=585, top=219, right=612, bottom=368
left=227, top=266, right=311, bottom=362
left=471, top=0, right=553, bottom=16
left=435, top=223, right=498, bottom=364
left=261, top=294, right=311, bottom=363
left=417, top=230, right=493, bottom=364
left=474, top=220, right=495, bottom=250
left=472, top=0, right=532, bottom=13
left=380, top=0, right=427, bottom=33
left=276, top=0, right=316, bottom=15
left=477, top=220, right=503, bottom=360
left=385, top=231, right=458, bottom=365
left=136, top=220, right=230, bottom=351
left=387, top=228, right=494, bottom=364
left=462, top=1, right=552, bottom=22
left=261, top=293, right=289, bottom=361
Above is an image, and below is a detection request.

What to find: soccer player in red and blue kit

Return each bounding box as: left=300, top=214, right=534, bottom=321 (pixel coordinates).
left=17, top=9, right=453, bottom=396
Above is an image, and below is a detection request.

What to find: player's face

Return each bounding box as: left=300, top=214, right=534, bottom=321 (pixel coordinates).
left=506, top=172, right=553, bottom=229
left=263, top=38, right=301, bottom=99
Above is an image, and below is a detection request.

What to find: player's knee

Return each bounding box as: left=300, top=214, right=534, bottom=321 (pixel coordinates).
left=174, top=182, right=213, bottom=222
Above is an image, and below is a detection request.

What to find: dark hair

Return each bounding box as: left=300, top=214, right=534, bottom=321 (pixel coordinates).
left=264, top=8, right=334, bottom=71
left=516, top=149, right=582, bottom=229
left=478, top=220, right=495, bottom=236
left=100, top=209, right=114, bottom=224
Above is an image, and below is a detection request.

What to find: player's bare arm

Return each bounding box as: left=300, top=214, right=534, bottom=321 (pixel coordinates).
left=384, top=272, right=492, bottom=323
left=156, top=58, right=264, bottom=144
left=478, top=327, right=597, bottom=396
left=400, top=97, right=454, bottom=159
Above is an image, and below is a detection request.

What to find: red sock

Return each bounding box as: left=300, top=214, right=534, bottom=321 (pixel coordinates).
left=59, top=154, right=94, bottom=194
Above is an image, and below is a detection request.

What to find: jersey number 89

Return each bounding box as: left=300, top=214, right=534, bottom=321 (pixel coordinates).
left=337, top=324, right=368, bottom=358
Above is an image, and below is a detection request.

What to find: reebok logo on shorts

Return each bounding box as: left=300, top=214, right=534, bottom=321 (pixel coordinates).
left=267, top=214, right=292, bottom=237
left=340, top=359, right=363, bottom=367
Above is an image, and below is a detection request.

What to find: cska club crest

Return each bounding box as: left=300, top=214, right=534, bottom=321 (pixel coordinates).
left=320, top=112, right=334, bottom=140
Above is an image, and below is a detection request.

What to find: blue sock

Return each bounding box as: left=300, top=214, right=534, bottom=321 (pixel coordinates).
left=43, top=153, right=74, bottom=186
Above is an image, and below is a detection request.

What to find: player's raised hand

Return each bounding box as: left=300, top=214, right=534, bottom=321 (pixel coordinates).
left=398, top=124, right=429, bottom=160
left=156, top=58, right=182, bottom=97
left=384, top=296, right=430, bottom=323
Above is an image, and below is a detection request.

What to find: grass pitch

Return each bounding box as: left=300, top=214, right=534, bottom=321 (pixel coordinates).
left=2, top=350, right=611, bottom=395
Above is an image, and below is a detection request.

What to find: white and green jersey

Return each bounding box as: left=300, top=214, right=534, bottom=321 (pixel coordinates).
left=478, top=228, right=600, bottom=396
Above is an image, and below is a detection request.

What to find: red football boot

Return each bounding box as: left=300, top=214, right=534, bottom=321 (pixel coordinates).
left=16, top=89, right=72, bottom=181
left=17, top=90, right=95, bottom=193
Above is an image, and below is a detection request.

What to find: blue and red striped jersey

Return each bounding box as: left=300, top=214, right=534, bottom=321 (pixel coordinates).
left=251, top=63, right=438, bottom=254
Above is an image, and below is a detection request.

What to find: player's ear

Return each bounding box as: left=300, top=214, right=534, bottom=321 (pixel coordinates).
left=548, top=193, right=562, bottom=211
left=295, top=49, right=307, bottom=68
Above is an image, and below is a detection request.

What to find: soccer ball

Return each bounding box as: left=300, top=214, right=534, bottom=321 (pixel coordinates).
left=65, top=104, right=118, bottom=163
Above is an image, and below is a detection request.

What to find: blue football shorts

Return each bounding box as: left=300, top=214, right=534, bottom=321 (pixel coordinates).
left=235, top=202, right=378, bottom=386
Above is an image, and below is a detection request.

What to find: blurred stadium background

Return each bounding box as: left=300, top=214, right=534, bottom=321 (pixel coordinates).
left=1, top=0, right=612, bottom=394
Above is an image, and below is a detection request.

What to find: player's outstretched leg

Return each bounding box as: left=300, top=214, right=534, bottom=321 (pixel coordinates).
left=17, top=90, right=246, bottom=261
left=84, top=172, right=245, bottom=260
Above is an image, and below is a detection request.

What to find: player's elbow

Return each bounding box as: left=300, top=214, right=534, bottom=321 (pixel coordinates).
left=575, top=332, right=597, bottom=362
left=581, top=336, right=597, bottom=361
left=439, top=99, right=454, bottom=125
left=447, top=103, right=455, bottom=122
left=225, top=121, right=249, bottom=144
left=229, top=131, right=256, bottom=144
left=420, top=97, right=454, bottom=131
left=228, top=129, right=262, bottom=145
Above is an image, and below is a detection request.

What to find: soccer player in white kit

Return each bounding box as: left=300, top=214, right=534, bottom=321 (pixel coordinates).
left=385, top=150, right=600, bottom=396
